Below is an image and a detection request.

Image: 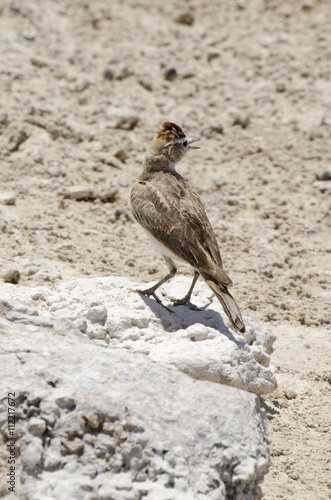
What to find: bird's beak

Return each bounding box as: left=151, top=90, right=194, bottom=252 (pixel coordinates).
left=187, top=137, right=200, bottom=149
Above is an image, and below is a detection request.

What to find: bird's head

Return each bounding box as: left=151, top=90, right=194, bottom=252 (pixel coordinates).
left=147, top=122, right=200, bottom=164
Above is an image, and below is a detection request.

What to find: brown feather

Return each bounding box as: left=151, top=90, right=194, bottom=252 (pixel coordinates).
left=130, top=121, right=245, bottom=332
left=131, top=170, right=232, bottom=288
left=203, top=276, right=245, bottom=332
left=157, top=122, right=186, bottom=139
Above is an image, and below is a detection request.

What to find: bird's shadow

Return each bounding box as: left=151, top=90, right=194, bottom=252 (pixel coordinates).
left=259, top=397, right=281, bottom=417
left=137, top=293, right=245, bottom=347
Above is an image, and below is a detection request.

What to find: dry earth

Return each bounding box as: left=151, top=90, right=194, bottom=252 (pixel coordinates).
left=0, top=0, right=330, bottom=498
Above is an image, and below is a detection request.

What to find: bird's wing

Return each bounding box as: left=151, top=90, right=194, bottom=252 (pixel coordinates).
left=130, top=175, right=232, bottom=287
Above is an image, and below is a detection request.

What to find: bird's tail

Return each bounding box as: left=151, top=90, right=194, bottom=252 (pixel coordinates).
left=203, top=276, right=245, bottom=333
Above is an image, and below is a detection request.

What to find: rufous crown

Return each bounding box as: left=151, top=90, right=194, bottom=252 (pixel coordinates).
left=148, top=122, right=186, bottom=154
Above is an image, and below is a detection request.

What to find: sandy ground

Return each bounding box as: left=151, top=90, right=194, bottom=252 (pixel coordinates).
left=0, top=0, right=330, bottom=498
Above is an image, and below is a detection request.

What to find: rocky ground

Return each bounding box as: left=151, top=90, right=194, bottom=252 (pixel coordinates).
left=0, top=277, right=275, bottom=499
left=0, top=0, right=330, bottom=498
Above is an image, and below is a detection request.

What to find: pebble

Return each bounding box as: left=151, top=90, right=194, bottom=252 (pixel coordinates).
left=55, top=394, right=76, bottom=410
left=250, top=345, right=270, bottom=368
left=85, top=410, right=103, bottom=429
left=103, top=67, right=114, bottom=80
left=23, top=32, right=36, bottom=41
left=210, top=123, right=224, bottom=134
left=139, top=78, right=153, bottom=91
left=28, top=417, right=47, bottom=436
left=315, top=170, right=331, bottom=181
left=302, top=0, right=314, bottom=11
left=313, top=181, right=331, bottom=193
left=288, top=471, right=300, bottom=480
left=75, top=318, right=87, bottom=333
left=284, top=389, right=297, bottom=400
left=97, top=186, right=118, bottom=203
left=3, top=269, right=21, bottom=284
left=174, top=12, right=195, bottom=26
left=7, top=129, right=29, bottom=152
left=87, top=304, right=108, bottom=324
left=233, top=114, right=250, bottom=129
left=305, top=418, right=317, bottom=428
left=207, top=51, right=220, bottom=62
left=0, top=192, right=16, bottom=205
left=275, top=81, right=287, bottom=93
left=0, top=112, right=9, bottom=126
left=114, top=208, right=130, bottom=221
left=243, top=326, right=256, bottom=344
left=31, top=57, right=48, bottom=68
left=114, top=148, right=129, bottom=163
left=63, top=186, right=94, bottom=201
left=164, top=67, right=177, bottom=81
left=237, top=0, right=247, bottom=9
left=44, top=447, right=62, bottom=470
left=72, top=80, right=90, bottom=92
left=64, top=438, right=84, bottom=455
left=63, top=185, right=118, bottom=203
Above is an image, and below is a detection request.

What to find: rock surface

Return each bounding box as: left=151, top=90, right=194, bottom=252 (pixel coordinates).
left=1, top=276, right=277, bottom=395
left=0, top=276, right=275, bottom=499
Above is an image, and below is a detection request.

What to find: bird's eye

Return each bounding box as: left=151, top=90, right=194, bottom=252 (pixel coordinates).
left=182, top=139, right=188, bottom=147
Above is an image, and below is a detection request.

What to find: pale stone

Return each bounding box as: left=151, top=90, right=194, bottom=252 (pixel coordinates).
left=0, top=276, right=277, bottom=394
left=0, top=276, right=277, bottom=498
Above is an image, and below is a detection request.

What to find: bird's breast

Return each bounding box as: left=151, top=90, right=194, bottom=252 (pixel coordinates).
left=144, top=229, right=185, bottom=262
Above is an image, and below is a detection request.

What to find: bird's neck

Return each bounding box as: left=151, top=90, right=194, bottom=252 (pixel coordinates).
left=140, top=153, right=177, bottom=176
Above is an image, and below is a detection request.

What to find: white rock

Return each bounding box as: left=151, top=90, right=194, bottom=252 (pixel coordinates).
left=0, top=276, right=277, bottom=395
left=0, top=321, right=270, bottom=499
left=28, top=417, right=47, bottom=436
left=0, top=276, right=277, bottom=496
left=20, top=436, right=43, bottom=472
left=54, top=390, right=76, bottom=410
left=0, top=191, right=16, bottom=205
left=44, top=437, right=62, bottom=470
left=250, top=344, right=271, bottom=367
left=87, top=304, right=108, bottom=324
left=87, top=323, right=108, bottom=341
left=62, top=185, right=94, bottom=200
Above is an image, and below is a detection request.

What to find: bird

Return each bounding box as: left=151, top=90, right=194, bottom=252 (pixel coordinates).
left=130, top=121, right=245, bottom=333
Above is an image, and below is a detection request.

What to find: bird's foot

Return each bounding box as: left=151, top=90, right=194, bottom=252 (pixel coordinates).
left=130, top=288, right=173, bottom=313
left=171, top=296, right=198, bottom=311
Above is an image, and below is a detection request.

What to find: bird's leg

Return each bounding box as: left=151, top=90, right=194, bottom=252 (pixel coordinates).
left=172, top=270, right=200, bottom=310
left=131, top=257, right=177, bottom=312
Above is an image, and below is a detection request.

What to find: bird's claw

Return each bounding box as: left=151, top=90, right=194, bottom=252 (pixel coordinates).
left=131, top=288, right=174, bottom=313
left=170, top=296, right=199, bottom=310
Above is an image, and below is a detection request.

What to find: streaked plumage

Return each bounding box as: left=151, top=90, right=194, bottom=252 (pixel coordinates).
left=130, top=122, right=245, bottom=333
